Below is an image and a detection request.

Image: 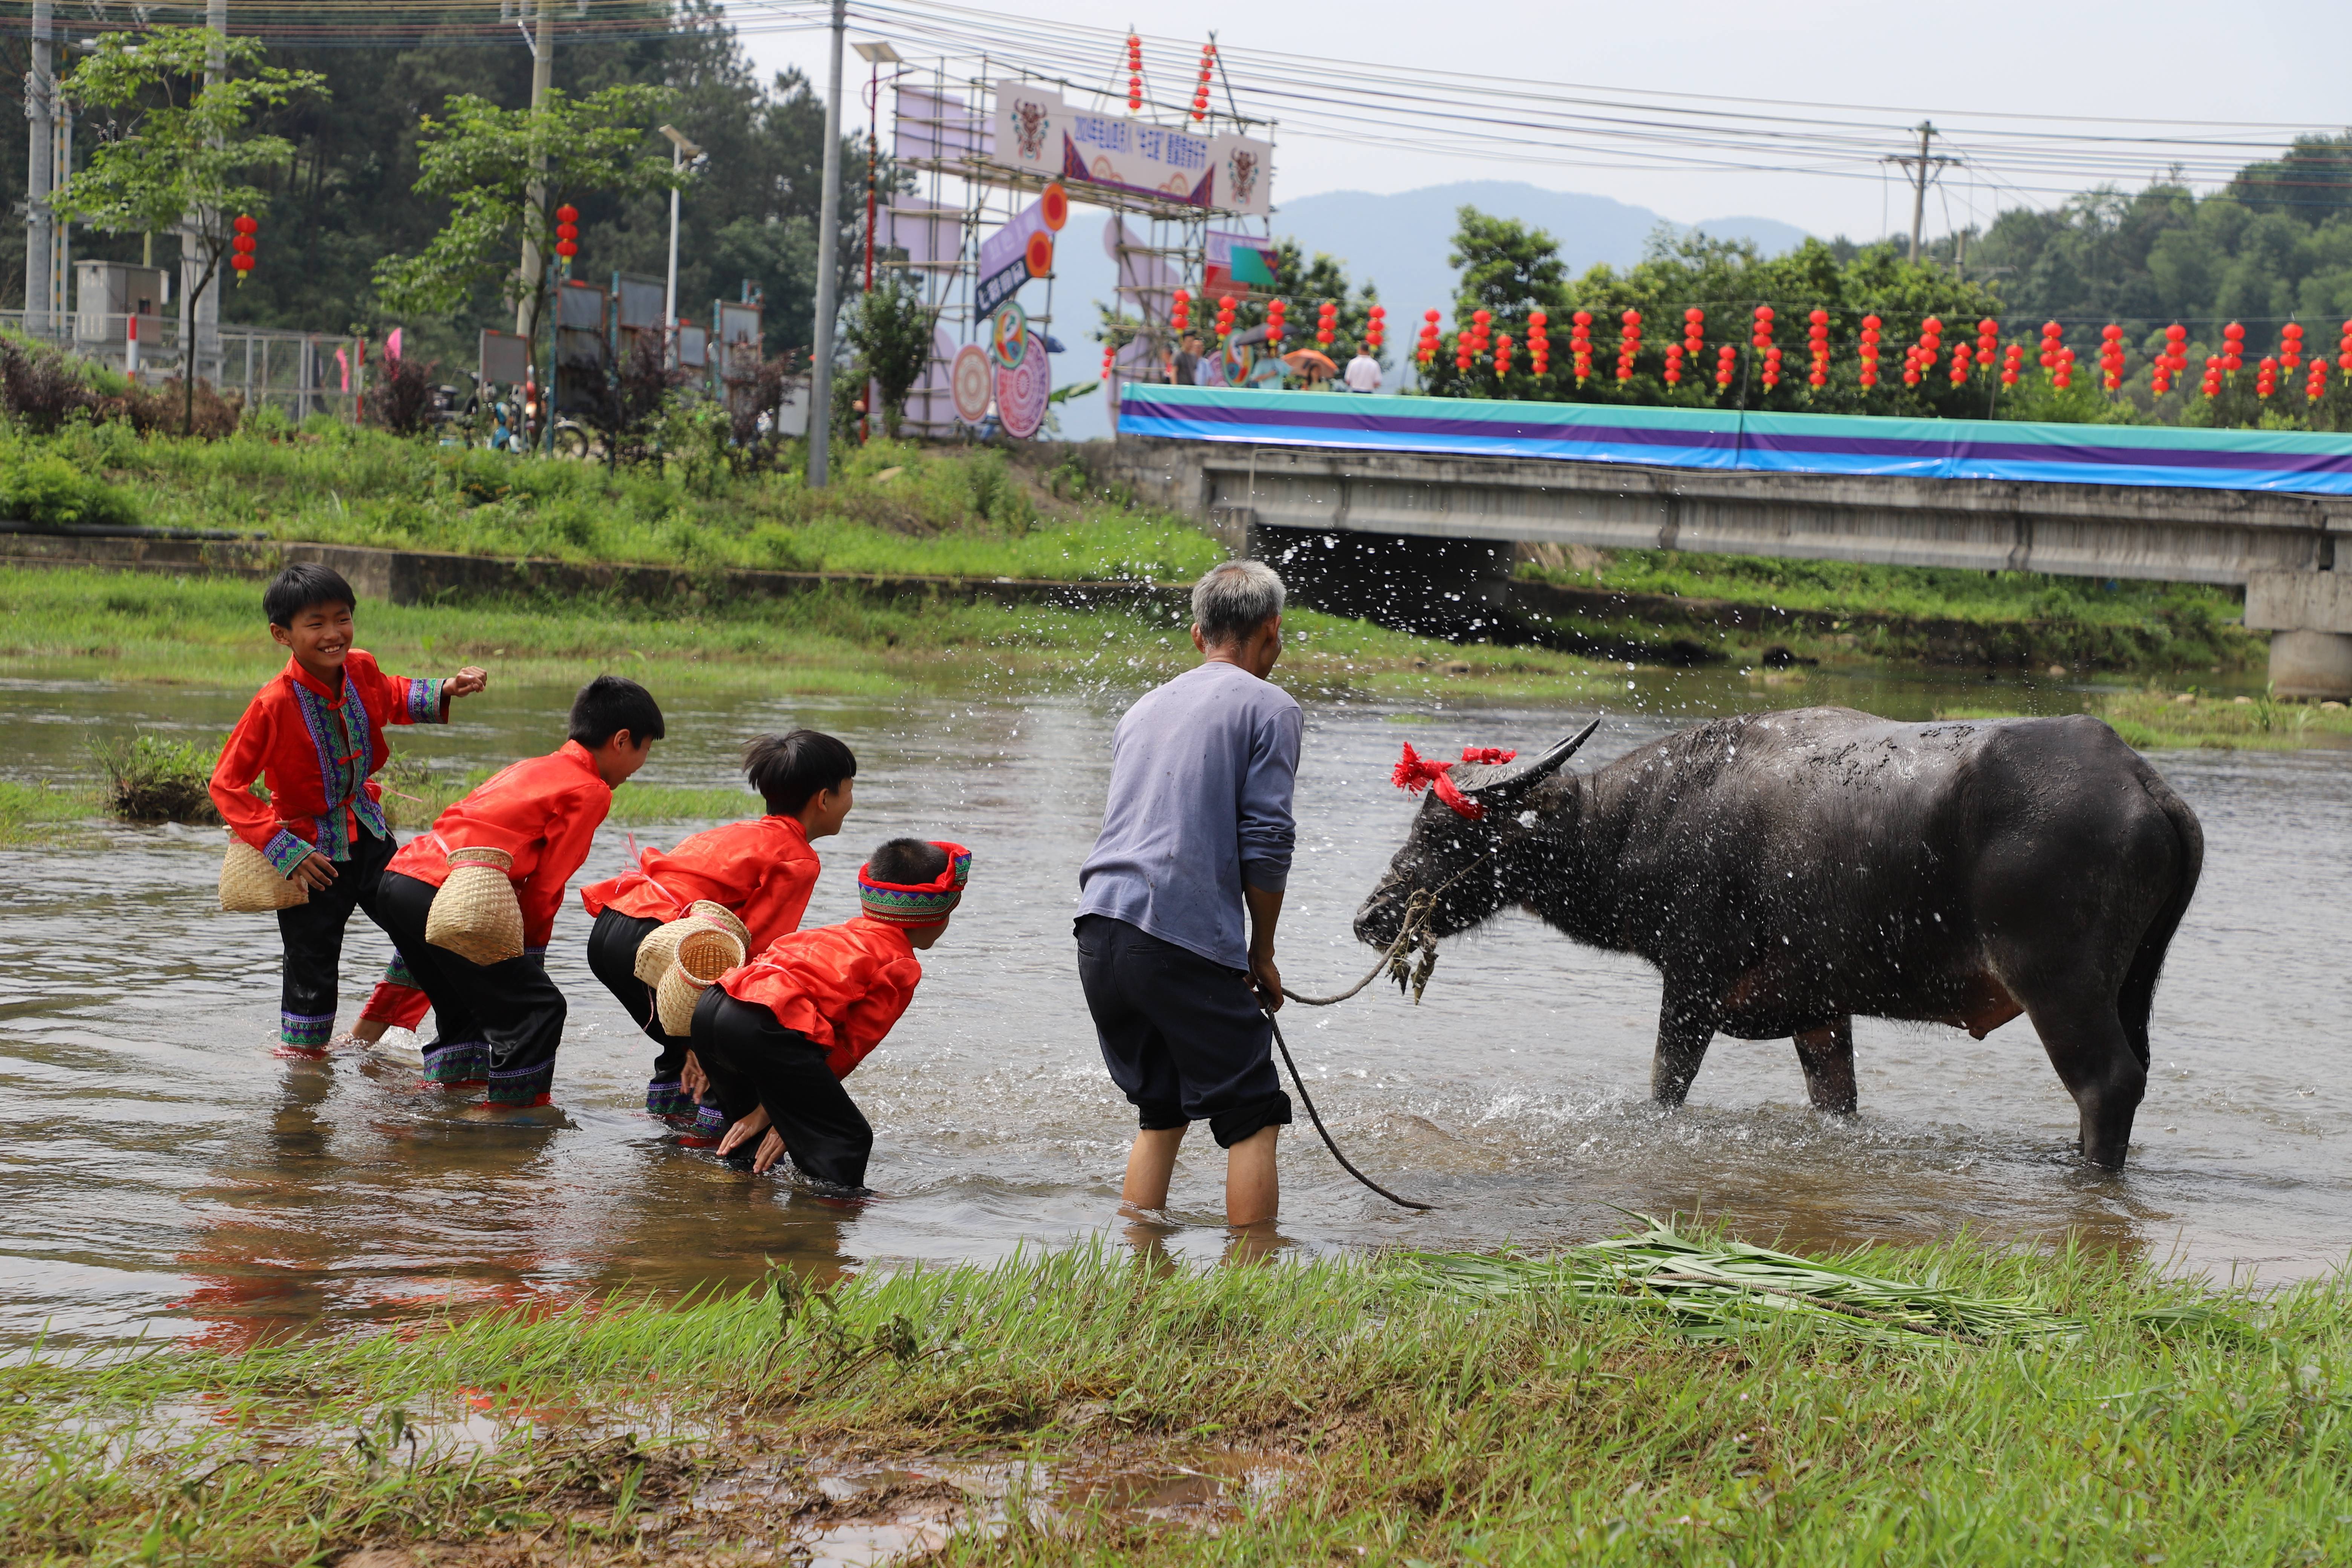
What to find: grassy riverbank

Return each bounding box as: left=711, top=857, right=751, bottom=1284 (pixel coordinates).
left=1519, top=546, right=2263, bottom=675
left=2, top=1227, right=2344, bottom=1565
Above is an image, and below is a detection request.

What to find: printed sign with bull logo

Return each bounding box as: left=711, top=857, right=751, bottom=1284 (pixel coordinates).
left=987, top=83, right=1271, bottom=216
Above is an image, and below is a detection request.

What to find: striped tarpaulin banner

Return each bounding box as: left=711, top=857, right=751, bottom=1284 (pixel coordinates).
left=1115, top=385, right=2352, bottom=497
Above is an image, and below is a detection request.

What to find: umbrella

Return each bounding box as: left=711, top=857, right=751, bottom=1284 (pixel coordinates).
left=1282, top=349, right=1337, bottom=374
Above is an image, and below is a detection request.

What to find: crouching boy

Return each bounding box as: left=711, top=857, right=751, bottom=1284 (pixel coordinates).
left=378, top=675, right=663, bottom=1108
left=578, top=729, right=856, bottom=1118
left=694, top=839, right=969, bottom=1193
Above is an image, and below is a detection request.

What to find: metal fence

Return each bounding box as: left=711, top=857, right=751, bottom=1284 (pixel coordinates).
left=3, top=309, right=366, bottom=423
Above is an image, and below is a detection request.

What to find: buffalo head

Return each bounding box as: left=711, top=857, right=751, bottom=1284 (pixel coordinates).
left=1353, top=719, right=1600, bottom=959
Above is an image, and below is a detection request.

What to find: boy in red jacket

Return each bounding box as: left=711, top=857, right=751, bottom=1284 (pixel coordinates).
left=577, top=729, right=856, bottom=1119
left=378, top=675, right=663, bottom=1109
left=209, top=562, right=488, bottom=1054
left=697, top=838, right=970, bottom=1193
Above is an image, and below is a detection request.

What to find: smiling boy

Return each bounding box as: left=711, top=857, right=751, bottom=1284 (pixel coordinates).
left=210, top=563, right=488, bottom=1055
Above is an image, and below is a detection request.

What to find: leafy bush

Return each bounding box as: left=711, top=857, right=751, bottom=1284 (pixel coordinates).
left=95, top=732, right=219, bottom=823
left=367, top=352, right=439, bottom=437
left=0, top=442, right=140, bottom=527
left=121, top=379, right=244, bottom=439
left=0, top=335, right=103, bottom=432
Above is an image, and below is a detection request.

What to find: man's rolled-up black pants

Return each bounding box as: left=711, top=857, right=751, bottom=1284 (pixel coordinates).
left=690, top=987, right=873, bottom=1192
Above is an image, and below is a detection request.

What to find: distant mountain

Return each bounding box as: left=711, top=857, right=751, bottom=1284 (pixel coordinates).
left=1270, top=182, right=1810, bottom=324
left=1046, top=183, right=1807, bottom=440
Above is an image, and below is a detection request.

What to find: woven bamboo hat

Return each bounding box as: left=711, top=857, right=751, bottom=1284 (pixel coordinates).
left=655, top=923, right=744, bottom=1036
left=425, top=846, right=524, bottom=965
left=219, top=835, right=309, bottom=913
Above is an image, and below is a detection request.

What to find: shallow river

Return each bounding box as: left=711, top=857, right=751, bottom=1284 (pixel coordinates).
left=3, top=664, right=2347, bottom=1351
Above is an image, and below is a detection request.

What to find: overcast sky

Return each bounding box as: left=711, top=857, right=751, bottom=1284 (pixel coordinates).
left=738, top=0, right=2352, bottom=240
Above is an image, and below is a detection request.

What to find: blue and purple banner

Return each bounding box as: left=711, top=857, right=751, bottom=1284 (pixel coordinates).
left=1115, top=384, right=2352, bottom=497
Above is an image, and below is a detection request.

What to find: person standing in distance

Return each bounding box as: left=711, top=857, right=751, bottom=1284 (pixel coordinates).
left=1075, top=560, right=1300, bottom=1231
left=1343, top=344, right=1383, bottom=394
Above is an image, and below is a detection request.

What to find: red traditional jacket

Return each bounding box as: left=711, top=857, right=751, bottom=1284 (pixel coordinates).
left=210, top=650, right=450, bottom=877
left=384, top=741, right=611, bottom=951
left=578, top=815, right=821, bottom=954
left=716, top=916, right=923, bottom=1080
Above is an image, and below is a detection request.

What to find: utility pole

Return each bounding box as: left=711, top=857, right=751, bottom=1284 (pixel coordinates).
left=807, top=0, right=845, bottom=488
left=188, top=0, right=227, bottom=380
left=26, top=0, right=54, bottom=337
left=517, top=0, right=555, bottom=336
left=1882, top=121, right=1958, bottom=265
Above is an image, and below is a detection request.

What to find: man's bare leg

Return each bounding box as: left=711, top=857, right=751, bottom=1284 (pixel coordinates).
left=1225, top=1125, right=1278, bottom=1227
left=1122, top=1126, right=1186, bottom=1211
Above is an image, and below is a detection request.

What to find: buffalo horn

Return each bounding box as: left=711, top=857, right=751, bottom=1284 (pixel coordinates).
left=1457, top=717, right=1602, bottom=796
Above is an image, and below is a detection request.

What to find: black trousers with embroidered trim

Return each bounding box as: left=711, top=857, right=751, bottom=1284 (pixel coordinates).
left=691, top=989, right=873, bottom=1192
left=274, top=827, right=396, bottom=1048
left=378, top=870, right=567, bottom=1104
left=584, top=908, right=696, bottom=1114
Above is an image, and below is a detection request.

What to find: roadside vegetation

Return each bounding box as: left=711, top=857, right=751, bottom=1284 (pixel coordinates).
left=2, top=1225, right=2346, bottom=1565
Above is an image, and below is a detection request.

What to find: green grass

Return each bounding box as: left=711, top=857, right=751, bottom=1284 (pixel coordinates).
left=1521, top=547, right=2262, bottom=673
left=0, top=564, right=1616, bottom=703
left=11, top=421, right=1223, bottom=583
left=3, top=1226, right=2346, bottom=1565
left=1937, top=689, right=2352, bottom=751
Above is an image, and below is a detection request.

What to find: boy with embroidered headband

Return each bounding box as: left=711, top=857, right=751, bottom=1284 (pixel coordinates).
left=378, top=675, right=664, bottom=1109
left=578, top=729, right=856, bottom=1119
left=210, top=562, right=488, bottom=1055
left=694, top=838, right=970, bottom=1193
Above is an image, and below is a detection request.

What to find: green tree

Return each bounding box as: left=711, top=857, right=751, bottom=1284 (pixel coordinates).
left=374, top=84, right=678, bottom=405
left=52, top=27, right=326, bottom=432
left=844, top=273, right=934, bottom=438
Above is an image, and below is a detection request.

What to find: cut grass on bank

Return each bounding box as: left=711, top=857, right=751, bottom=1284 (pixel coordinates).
left=2, top=1226, right=2343, bottom=1566
left=10, top=422, right=1224, bottom=583
left=0, top=565, right=1616, bottom=702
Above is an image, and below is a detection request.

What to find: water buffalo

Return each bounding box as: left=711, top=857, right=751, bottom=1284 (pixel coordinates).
left=1355, top=707, right=2204, bottom=1168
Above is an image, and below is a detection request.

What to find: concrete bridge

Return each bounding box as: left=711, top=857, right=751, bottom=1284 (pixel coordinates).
left=1099, top=432, right=2352, bottom=698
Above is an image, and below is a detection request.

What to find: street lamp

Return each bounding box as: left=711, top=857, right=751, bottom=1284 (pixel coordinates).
left=658, top=123, right=705, bottom=366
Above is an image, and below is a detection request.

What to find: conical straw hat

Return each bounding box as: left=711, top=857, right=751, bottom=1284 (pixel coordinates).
left=424, top=846, right=524, bottom=966
left=219, top=835, right=309, bottom=913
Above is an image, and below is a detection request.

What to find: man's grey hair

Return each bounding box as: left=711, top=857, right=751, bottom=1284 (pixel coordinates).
left=1192, top=559, right=1286, bottom=645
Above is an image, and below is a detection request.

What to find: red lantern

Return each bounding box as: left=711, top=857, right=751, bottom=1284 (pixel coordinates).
left=2098, top=323, right=2125, bottom=392
left=1264, top=297, right=1286, bottom=350
left=1949, top=341, right=1972, bottom=386
left=1664, top=343, right=1684, bottom=386
left=1191, top=41, right=1215, bottom=122
left=1571, top=310, right=1594, bottom=383
left=2338, top=319, right=2352, bottom=379
left=1126, top=33, right=1144, bottom=112
left=2281, top=322, right=2305, bottom=372
left=1366, top=303, right=1386, bottom=352
left=1171, top=288, right=1190, bottom=334
left=1715, top=341, right=1736, bottom=389
left=1617, top=308, right=1642, bottom=381
left=1526, top=309, right=1547, bottom=375
left=2202, top=354, right=2223, bottom=398
left=1495, top=332, right=1515, bottom=377
left=231, top=213, right=259, bottom=282
left=1975, top=317, right=1998, bottom=371
left=2221, top=321, right=2245, bottom=375
left=2309, top=357, right=2329, bottom=402
left=2052, top=345, right=2075, bottom=391
left=2257, top=355, right=2278, bottom=398
left=1315, top=299, right=1337, bottom=349
left=1806, top=308, right=1831, bottom=389
left=1857, top=313, right=1881, bottom=388
left=1455, top=333, right=1472, bottom=373
left=2001, top=340, right=2024, bottom=389
left=1683, top=306, right=1705, bottom=363
left=1216, top=294, right=1237, bottom=341
left=1915, top=315, right=1942, bottom=375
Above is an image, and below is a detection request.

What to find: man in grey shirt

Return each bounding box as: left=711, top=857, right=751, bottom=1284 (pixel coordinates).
left=1076, top=560, right=1300, bottom=1228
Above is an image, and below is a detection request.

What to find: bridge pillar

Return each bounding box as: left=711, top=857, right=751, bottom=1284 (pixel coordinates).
left=2246, top=570, right=2352, bottom=700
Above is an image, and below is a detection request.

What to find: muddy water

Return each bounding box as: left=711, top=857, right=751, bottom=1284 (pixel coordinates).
left=3, top=665, right=2348, bottom=1351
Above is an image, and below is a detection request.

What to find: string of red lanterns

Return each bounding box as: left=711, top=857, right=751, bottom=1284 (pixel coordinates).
left=1214, top=294, right=1236, bottom=343
left=1974, top=318, right=1999, bottom=376
left=2280, top=322, right=2304, bottom=373
left=1715, top=341, right=1736, bottom=389
left=1190, top=41, right=1214, bottom=123
left=2308, top=355, right=2329, bottom=402
left=553, top=202, right=578, bottom=269
left=1525, top=309, right=1547, bottom=376
left=1948, top=340, right=1972, bottom=387
left=1264, top=297, right=1286, bottom=351
left=1857, top=314, right=1881, bottom=388
left=1570, top=311, right=1593, bottom=383
left=1365, top=303, right=1386, bottom=355
left=1315, top=299, right=1337, bottom=351
left=2001, top=341, right=2024, bottom=388
left=2337, top=319, right=2352, bottom=381
left=1616, top=309, right=1642, bottom=382
left=1170, top=287, right=1190, bottom=335
left=2201, top=354, right=2223, bottom=399
left=1807, top=308, right=1830, bottom=389
left=2098, top=324, right=2124, bottom=392
left=1415, top=308, right=1439, bottom=367
left=2220, top=322, right=2245, bottom=376
left=1495, top=331, right=1515, bottom=376
left=1125, top=32, right=1143, bottom=113
left=1663, top=343, right=1684, bottom=386
left=230, top=213, right=259, bottom=283
left=1682, top=307, right=1705, bottom=366
left=1750, top=306, right=1776, bottom=390
left=2256, top=355, right=2278, bottom=398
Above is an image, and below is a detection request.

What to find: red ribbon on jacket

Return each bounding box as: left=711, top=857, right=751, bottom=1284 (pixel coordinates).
left=1392, top=743, right=1518, bottom=820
